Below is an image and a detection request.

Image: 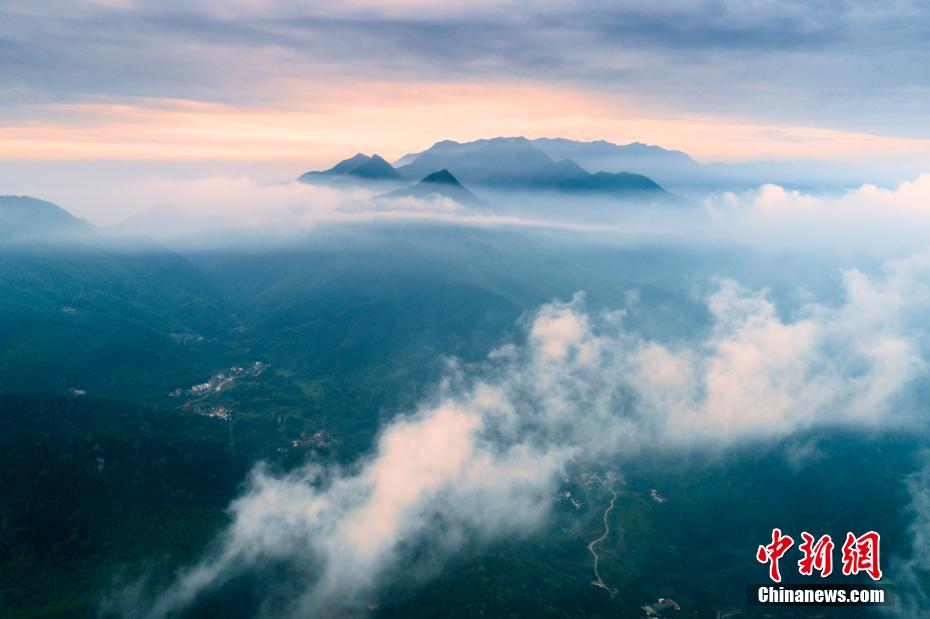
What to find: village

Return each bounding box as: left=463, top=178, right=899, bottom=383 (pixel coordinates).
left=556, top=469, right=626, bottom=511
left=169, top=360, right=267, bottom=400
left=166, top=360, right=336, bottom=454
left=283, top=430, right=333, bottom=451
left=165, top=361, right=268, bottom=422
left=181, top=403, right=232, bottom=421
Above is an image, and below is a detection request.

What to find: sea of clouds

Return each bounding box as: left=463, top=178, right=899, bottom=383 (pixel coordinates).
left=73, top=172, right=930, bottom=257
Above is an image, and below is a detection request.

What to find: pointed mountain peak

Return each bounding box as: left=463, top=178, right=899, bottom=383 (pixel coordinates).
left=419, top=169, right=460, bottom=185
left=382, top=169, right=482, bottom=205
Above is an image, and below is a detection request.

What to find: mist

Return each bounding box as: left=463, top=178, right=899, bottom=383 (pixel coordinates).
left=11, top=168, right=926, bottom=260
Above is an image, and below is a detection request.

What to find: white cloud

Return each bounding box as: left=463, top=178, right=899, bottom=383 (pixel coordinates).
left=103, top=176, right=604, bottom=245
left=704, top=174, right=930, bottom=251
left=17, top=166, right=930, bottom=253
left=130, top=171, right=930, bottom=252
left=628, top=271, right=925, bottom=441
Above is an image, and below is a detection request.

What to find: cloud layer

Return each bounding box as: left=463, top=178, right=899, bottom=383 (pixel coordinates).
left=698, top=173, right=930, bottom=252
left=72, top=171, right=930, bottom=254
left=130, top=251, right=930, bottom=617
left=104, top=176, right=606, bottom=242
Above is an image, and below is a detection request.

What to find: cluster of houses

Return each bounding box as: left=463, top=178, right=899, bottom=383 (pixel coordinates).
left=287, top=430, right=332, bottom=450
left=556, top=470, right=626, bottom=510
left=180, top=404, right=231, bottom=421
left=169, top=361, right=267, bottom=398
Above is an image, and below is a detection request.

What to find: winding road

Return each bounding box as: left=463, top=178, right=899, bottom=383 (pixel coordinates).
left=587, top=481, right=620, bottom=596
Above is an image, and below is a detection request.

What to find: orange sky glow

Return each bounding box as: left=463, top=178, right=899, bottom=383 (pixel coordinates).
left=5, top=80, right=929, bottom=167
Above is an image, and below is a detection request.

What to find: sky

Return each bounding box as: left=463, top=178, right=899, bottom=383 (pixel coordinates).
left=3, top=1, right=930, bottom=221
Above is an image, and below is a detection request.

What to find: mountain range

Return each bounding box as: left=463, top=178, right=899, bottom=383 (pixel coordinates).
left=529, top=138, right=701, bottom=187
left=303, top=136, right=875, bottom=197
left=301, top=137, right=669, bottom=202
left=534, top=139, right=871, bottom=191
left=394, top=137, right=664, bottom=195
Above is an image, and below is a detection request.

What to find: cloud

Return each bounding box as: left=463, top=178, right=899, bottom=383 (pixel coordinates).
left=25, top=168, right=930, bottom=251
left=135, top=172, right=930, bottom=253
left=627, top=264, right=927, bottom=441
left=703, top=174, right=930, bottom=251
left=104, top=176, right=607, bottom=244
left=126, top=251, right=930, bottom=617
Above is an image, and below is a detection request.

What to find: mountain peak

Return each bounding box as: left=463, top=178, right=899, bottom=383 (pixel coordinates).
left=381, top=169, right=482, bottom=205
left=300, top=152, right=403, bottom=183
left=419, top=169, right=460, bottom=185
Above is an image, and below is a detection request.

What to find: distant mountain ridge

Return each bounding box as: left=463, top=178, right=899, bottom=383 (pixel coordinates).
left=0, top=195, right=92, bottom=240
left=299, top=138, right=668, bottom=202
left=395, top=136, right=873, bottom=193
left=299, top=136, right=868, bottom=202
left=393, top=137, right=667, bottom=198
left=530, top=137, right=702, bottom=186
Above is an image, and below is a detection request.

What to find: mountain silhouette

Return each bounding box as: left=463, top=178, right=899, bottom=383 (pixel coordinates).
left=382, top=169, right=483, bottom=205
left=531, top=137, right=701, bottom=187
left=393, top=137, right=666, bottom=198
left=299, top=153, right=404, bottom=184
